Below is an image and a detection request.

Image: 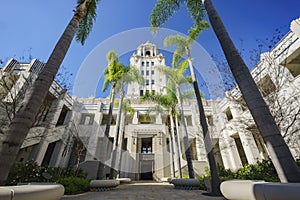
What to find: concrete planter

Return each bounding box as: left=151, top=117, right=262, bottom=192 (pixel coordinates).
left=90, top=180, right=120, bottom=192
left=171, top=178, right=201, bottom=190
left=220, top=180, right=300, bottom=200
left=116, top=178, right=131, bottom=184
left=0, top=184, right=64, bottom=200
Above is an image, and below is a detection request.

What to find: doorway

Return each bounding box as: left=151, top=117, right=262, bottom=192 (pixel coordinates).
left=140, top=137, right=153, bottom=180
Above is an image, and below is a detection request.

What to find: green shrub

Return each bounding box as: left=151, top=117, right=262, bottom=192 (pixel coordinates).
left=232, top=159, right=279, bottom=182
left=6, top=161, right=87, bottom=186
left=6, top=161, right=44, bottom=185
left=200, top=159, right=280, bottom=187
left=56, top=177, right=91, bottom=195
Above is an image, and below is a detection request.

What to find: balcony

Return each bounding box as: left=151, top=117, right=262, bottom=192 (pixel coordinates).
left=139, top=153, right=154, bottom=161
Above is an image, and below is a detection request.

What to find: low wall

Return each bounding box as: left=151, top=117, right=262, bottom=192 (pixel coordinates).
left=220, top=180, right=300, bottom=200
left=0, top=184, right=64, bottom=200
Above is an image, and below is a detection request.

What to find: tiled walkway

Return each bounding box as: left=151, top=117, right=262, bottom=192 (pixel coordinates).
left=61, top=181, right=226, bottom=200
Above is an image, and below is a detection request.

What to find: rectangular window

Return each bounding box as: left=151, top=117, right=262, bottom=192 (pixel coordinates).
left=141, top=70, right=144, bottom=75
left=207, top=115, right=214, bottom=126
left=186, top=115, right=192, bottom=126
left=56, top=105, right=70, bottom=126
left=146, top=80, right=149, bottom=85
left=80, top=113, right=95, bottom=125
left=146, top=70, right=149, bottom=76
left=146, top=62, right=149, bottom=67
left=151, top=80, right=154, bottom=84
left=141, top=61, right=145, bottom=66
left=140, top=90, right=144, bottom=96
left=151, top=62, right=154, bottom=66
left=225, top=108, right=233, bottom=121
left=151, top=70, right=154, bottom=75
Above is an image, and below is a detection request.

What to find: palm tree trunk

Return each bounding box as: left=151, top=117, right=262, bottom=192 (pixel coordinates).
left=176, top=85, right=194, bottom=178
left=109, top=84, right=124, bottom=179
left=174, top=109, right=183, bottom=178
left=0, top=4, right=86, bottom=185
left=168, top=114, right=176, bottom=178
left=97, top=84, right=117, bottom=179
left=204, top=0, right=300, bottom=182
left=116, top=110, right=126, bottom=178
left=170, top=111, right=182, bottom=178
left=186, top=48, right=221, bottom=195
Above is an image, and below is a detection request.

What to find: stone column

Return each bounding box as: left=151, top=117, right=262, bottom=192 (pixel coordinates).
left=238, top=131, right=262, bottom=164
left=28, top=140, right=49, bottom=165
left=49, top=140, right=64, bottom=167
left=132, top=111, right=139, bottom=124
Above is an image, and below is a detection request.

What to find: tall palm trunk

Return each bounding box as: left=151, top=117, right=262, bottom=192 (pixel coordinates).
left=171, top=109, right=182, bottom=178
left=175, top=109, right=183, bottom=177
left=109, top=83, right=124, bottom=179
left=116, top=109, right=126, bottom=178
left=176, top=85, right=194, bottom=178
left=204, top=0, right=300, bottom=182
left=0, top=3, right=87, bottom=185
left=186, top=47, right=221, bottom=195
left=97, top=83, right=117, bottom=179
left=168, top=130, right=176, bottom=178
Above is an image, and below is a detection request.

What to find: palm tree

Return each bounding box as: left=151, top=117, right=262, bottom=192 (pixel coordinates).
left=164, top=34, right=221, bottom=195
left=97, top=50, right=127, bottom=179
left=158, top=60, right=195, bottom=178
left=141, top=88, right=183, bottom=178
left=151, top=0, right=300, bottom=182
left=109, top=65, right=145, bottom=179
left=0, top=0, right=100, bottom=185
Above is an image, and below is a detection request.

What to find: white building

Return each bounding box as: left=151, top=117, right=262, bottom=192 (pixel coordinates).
left=1, top=18, right=299, bottom=181
left=0, top=59, right=73, bottom=168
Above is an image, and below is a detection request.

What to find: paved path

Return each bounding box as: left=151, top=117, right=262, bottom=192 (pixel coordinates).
left=62, top=181, right=225, bottom=200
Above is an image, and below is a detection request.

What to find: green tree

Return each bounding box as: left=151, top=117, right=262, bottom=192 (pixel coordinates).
left=97, top=50, right=127, bottom=179
left=151, top=0, right=300, bottom=183
left=109, top=65, right=145, bottom=179
left=164, top=34, right=221, bottom=195
left=157, top=60, right=195, bottom=178
left=0, top=0, right=100, bottom=185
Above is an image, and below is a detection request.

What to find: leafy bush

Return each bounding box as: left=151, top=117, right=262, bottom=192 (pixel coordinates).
left=232, top=159, right=279, bottom=182
left=6, top=160, right=89, bottom=195
left=199, top=159, right=280, bottom=189
left=56, top=177, right=91, bottom=195
left=6, top=161, right=45, bottom=185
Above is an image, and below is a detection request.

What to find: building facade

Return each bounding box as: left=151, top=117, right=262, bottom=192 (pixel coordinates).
left=1, top=18, right=299, bottom=181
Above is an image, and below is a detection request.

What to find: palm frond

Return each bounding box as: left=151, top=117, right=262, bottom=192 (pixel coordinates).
left=181, top=88, right=196, bottom=99
left=164, top=35, right=188, bottom=50
left=122, top=99, right=135, bottom=119
left=178, top=59, right=189, bottom=74
left=178, top=75, right=193, bottom=85
left=106, top=50, right=118, bottom=64
left=186, top=0, right=206, bottom=24
left=150, top=0, right=184, bottom=32
left=76, top=0, right=99, bottom=45
left=156, top=65, right=177, bottom=82
left=172, top=51, right=183, bottom=68
left=188, top=20, right=209, bottom=41
left=123, top=65, right=145, bottom=86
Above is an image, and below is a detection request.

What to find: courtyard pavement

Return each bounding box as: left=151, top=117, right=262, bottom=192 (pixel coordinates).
left=61, top=181, right=226, bottom=200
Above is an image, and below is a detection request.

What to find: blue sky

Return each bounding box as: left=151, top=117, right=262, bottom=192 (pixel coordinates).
left=1, top=0, right=299, bottom=98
